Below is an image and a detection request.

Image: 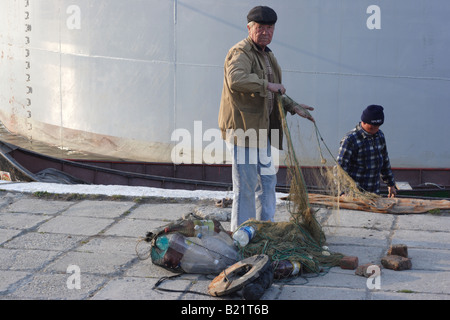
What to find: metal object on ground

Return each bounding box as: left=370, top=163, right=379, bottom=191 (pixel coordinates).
left=208, top=254, right=272, bottom=297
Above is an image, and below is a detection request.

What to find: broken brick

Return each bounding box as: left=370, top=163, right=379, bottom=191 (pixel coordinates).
left=340, top=256, right=359, bottom=270
left=355, top=263, right=382, bottom=278
left=387, top=244, right=408, bottom=258
left=381, top=255, right=412, bottom=271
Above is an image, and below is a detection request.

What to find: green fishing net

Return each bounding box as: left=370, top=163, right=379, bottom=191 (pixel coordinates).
left=235, top=95, right=347, bottom=274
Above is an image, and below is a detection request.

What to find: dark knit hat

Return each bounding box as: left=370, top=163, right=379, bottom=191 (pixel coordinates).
left=247, top=6, right=277, bottom=25
left=361, top=105, right=384, bottom=125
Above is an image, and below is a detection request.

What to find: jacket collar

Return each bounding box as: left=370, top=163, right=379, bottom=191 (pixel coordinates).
left=357, top=122, right=381, bottom=139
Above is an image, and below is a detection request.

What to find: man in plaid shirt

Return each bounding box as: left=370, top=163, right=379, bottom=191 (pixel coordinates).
left=337, top=105, right=397, bottom=197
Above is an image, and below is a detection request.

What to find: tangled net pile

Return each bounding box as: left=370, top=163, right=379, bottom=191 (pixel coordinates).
left=236, top=95, right=353, bottom=274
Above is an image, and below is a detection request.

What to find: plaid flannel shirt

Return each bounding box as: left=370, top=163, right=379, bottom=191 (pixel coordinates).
left=337, top=123, right=395, bottom=194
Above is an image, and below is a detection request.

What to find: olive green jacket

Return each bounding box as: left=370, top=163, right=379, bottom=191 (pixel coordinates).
left=218, top=37, right=294, bottom=149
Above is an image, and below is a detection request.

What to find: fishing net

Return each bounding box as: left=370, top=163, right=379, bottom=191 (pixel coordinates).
left=235, top=94, right=450, bottom=275
left=232, top=95, right=352, bottom=273
left=280, top=94, right=380, bottom=204
left=291, top=99, right=450, bottom=214
left=236, top=220, right=342, bottom=273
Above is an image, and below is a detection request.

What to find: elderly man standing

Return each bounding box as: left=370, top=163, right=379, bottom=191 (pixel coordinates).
left=218, top=6, right=315, bottom=231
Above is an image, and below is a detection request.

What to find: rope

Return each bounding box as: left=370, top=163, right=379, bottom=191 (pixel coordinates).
left=135, top=237, right=151, bottom=260
left=153, top=274, right=212, bottom=297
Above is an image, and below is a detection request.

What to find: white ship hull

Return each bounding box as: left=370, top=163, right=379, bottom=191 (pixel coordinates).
left=1, top=0, right=449, bottom=172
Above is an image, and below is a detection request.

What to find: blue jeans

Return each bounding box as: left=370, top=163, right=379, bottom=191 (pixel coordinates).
left=227, top=142, right=277, bottom=231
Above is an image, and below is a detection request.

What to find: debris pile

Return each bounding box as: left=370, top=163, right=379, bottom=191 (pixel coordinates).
left=139, top=212, right=343, bottom=299
left=138, top=211, right=414, bottom=298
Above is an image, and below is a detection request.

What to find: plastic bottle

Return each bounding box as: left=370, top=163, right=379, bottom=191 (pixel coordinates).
left=202, top=234, right=239, bottom=263
left=164, top=219, right=222, bottom=237
left=198, top=220, right=223, bottom=235
left=232, top=225, right=256, bottom=247
left=151, top=233, right=187, bottom=270
left=272, top=260, right=302, bottom=279
left=194, top=224, right=207, bottom=238
left=215, top=230, right=236, bottom=247
left=180, top=234, right=238, bottom=274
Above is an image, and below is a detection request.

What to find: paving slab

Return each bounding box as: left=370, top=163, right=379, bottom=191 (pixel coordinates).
left=376, top=269, right=450, bottom=295
left=273, top=285, right=367, bottom=300
left=0, top=212, right=49, bottom=230
left=1, top=198, right=73, bottom=215
left=7, top=273, right=108, bottom=300
left=0, top=229, right=22, bottom=245
left=62, top=200, right=136, bottom=219
left=396, top=214, right=450, bottom=232
left=129, top=203, right=198, bottom=221
left=0, top=188, right=449, bottom=304
left=407, top=248, right=450, bottom=271
left=103, top=217, right=167, bottom=238
left=90, top=276, right=188, bottom=300
left=0, top=248, right=61, bottom=271
left=37, top=216, right=115, bottom=236
left=3, top=232, right=87, bottom=251
left=0, top=270, right=31, bottom=293
left=392, top=229, right=450, bottom=250
left=324, top=225, right=391, bottom=247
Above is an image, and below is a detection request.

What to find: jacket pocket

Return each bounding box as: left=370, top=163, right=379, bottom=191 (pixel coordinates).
left=237, top=94, right=266, bottom=113
left=240, top=110, right=267, bottom=132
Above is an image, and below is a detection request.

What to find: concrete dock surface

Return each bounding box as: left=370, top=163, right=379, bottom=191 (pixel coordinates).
left=0, top=183, right=449, bottom=303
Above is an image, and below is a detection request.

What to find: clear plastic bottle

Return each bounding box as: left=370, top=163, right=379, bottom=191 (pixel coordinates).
left=180, top=234, right=238, bottom=274
left=272, top=260, right=302, bottom=279
left=232, top=225, right=256, bottom=247
left=152, top=233, right=187, bottom=270
left=215, top=230, right=236, bottom=247
left=194, top=224, right=210, bottom=238
left=202, top=234, right=239, bottom=263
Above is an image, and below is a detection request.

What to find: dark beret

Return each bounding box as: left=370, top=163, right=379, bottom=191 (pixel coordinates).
left=247, top=6, right=277, bottom=25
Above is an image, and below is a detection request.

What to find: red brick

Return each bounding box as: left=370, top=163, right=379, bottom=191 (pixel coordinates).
left=387, top=244, right=408, bottom=258
left=340, top=256, right=359, bottom=270
left=381, top=255, right=412, bottom=271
